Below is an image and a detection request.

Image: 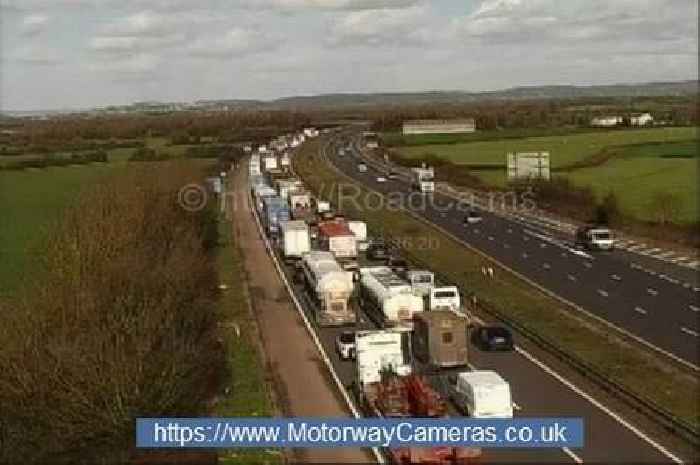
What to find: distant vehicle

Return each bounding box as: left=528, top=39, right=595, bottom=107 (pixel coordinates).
left=411, top=166, right=435, bottom=193
left=387, top=256, right=409, bottom=275
left=280, top=220, right=311, bottom=263
left=376, top=176, right=387, bottom=183
left=367, top=241, right=389, bottom=261
left=335, top=331, right=356, bottom=360
left=575, top=225, right=614, bottom=251
left=448, top=370, right=513, bottom=418
left=474, top=326, right=514, bottom=352
left=464, top=211, right=482, bottom=224
left=347, top=221, right=369, bottom=252
left=359, top=266, right=424, bottom=329
left=301, top=251, right=355, bottom=326
left=387, top=171, right=399, bottom=180
left=315, top=200, right=332, bottom=214
left=413, top=310, right=469, bottom=368
left=358, top=162, right=368, bottom=172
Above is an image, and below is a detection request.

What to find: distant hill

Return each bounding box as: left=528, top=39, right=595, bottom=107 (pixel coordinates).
left=265, top=80, right=698, bottom=109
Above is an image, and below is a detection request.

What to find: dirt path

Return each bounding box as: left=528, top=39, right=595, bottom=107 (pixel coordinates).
left=229, top=166, right=373, bottom=464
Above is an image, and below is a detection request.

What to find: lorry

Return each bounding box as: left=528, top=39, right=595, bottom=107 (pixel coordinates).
left=317, top=221, right=358, bottom=261
left=575, top=225, right=615, bottom=251
left=253, top=185, right=277, bottom=212
left=289, top=191, right=314, bottom=222
left=262, top=153, right=278, bottom=171
left=358, top=267, right=424, bottom=329
left=406, top=270, right=435, bottom=299
left=301, top=251, right=356, bottom=326
left=448, top=370, right=513, bottom=419
left=280, top=220, right=311, bottom=262
left=249, top=155, right=261, bottom=176
left=411, top=165, right=435, bottom=193
left=347, top=221, right=368, bottom=252
left=413, top=310, right=469, bottom=368
left=429, top=286, right=462, bottom=313
left=280, top=152, right=291, bottom=171
left=315, top=200, right=331, bottom=215
left=262, top=196, right=291, bottom=236
left=276, top=178, right=304, bottom=201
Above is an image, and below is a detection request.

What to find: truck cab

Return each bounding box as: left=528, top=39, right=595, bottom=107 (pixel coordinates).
left=429, top=286, right=461, bottom=313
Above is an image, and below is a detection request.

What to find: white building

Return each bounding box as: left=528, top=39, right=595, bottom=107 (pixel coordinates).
left=630, top=113, right=654, bottom=126
left=590, top=116, right=623, bottom=127
left=402, top=119, right=476, bottom=135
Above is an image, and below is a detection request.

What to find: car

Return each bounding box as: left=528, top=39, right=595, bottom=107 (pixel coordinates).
left=336, top=331, right=356, bottom=360
left=367, top=241, right=390, bottom=261
left=376, top=176, right=387, bottom=183
left=387, top=172, right=399, bottom=180
left=357, top=163, right=368, bottom=173
left=473, top=326, right=514, bottom=351
left=464, top=211, right=483, bottom=224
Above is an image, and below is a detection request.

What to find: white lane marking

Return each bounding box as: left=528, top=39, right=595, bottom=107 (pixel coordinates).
left=657, top=251, right=676, bottom=259
left=689, top=305, right=700, bottom=313
left=516, top=347, right=683, bottom=464
left=671, top=256, right=689, bottom=262
left=630, top=263, right=641, bottom=270
left=627, top=245, right=645, bottom=251
left=611, top=274, right=622, bottom=281
left=681, top=327, right=699, bottom=338
left=647, top=248, right=662, bottom=254
left=562, top=447, right=584, bottom=464
left=647, top=270, right=658, bottom=277
left=647, top=288, right=659, bottom=296
left=634, top=306, right=648, bottom=315
left=568, top=274, right=577, bottom=282
left=598, top=289, right=609, bottom=298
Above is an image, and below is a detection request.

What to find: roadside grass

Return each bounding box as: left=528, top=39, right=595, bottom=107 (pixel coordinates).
left=215, top=187, right=280, bottom=465
left=393, top=127, right=695, bottom=169
left=0, top=162, right=124, bottom=296
left=294, top=138, right=699, bottom=430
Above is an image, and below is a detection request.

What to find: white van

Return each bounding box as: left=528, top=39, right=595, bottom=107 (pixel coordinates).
left=450, top=370, right=513, bottom=418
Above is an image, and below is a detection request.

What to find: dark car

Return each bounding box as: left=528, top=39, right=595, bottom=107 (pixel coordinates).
left=367, top=241, right=389, bottom=261
left=473, top=326, right=514, bottom=351
left=387, top=256, right=409, bottom=274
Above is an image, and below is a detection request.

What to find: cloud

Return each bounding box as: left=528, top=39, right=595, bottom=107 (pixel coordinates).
left=89, top=53, right=160, bottom=75
left=328, top=5, right=433, bottom=47
left=240, top=0, right=421, bottom=11
left=19, top=14, right=50, bottom=36
left=188, top=27, right=278, bottom=58
left=7, top=44, right=62, bottom=65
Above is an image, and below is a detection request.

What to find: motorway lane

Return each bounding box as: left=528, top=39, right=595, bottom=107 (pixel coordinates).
left=330, top=141, right=700, bottom=368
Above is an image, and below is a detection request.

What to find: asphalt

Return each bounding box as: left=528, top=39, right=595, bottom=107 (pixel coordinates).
left=246, top=148, right=694, bottom=463
left=326, top=135, right=700, bottom=369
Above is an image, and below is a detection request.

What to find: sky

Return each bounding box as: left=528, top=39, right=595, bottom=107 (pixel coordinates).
left=0, top=0, right=697, bottom=111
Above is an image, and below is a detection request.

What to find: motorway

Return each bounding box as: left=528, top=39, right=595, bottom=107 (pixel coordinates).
left=327, top=134, right=700, bottom=369
left=247, top=147, right=692, bottom=463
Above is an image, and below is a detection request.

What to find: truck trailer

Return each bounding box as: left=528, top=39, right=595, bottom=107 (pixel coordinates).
left=301, top=251, right=356, bottom=326
left=411, top=166, right=435, bottom=193
left=359, top=267, right=423, bottom=329
left=317, top=221, right=358, bottom=261
left=262, top=196, right=290, bottom=236
left=280, top=220, right=311, bottom=262
left=413, top=310, right=469, bottom=368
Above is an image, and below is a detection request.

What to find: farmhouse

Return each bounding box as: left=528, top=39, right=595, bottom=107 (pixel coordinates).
left=630, top=113, right=654, bottom=126
left=402, top=119, right=476, bottom=135
left=590, top=116, right=623, bottom=127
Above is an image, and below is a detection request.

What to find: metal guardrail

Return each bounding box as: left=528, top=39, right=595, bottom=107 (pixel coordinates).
left=384, top=237, right=700, bottom=448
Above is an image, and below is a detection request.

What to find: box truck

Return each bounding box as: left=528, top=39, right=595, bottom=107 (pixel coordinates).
left=411, top=166, right=435, bottom=193
left=301, top=251, right=356, bottom=326
left=262, top=196, right=290, bottom=236
left=318, top=221, right=358, bottom=261
left=280, top=220, right=311, bottom=262
left=413, top=310, right=468, bottom=368
left=359, top=267, right=424, bottom=329
left=347, top=221, right=368, bottom=252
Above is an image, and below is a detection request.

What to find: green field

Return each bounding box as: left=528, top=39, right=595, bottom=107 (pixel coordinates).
left=392, top=127, right=698, bottom=223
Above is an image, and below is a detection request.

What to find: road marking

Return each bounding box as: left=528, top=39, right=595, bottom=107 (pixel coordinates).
left=598, top=289, right=609, bottom=298
left=647, top=248, right=662, bottom=254
left=628, top=245, right=645, bottom=251
left=688, top=305, right=699, bottom=313
left=568, top=274, right=577, bottom=282
left=647, top=270, right=658, bottom=276
left=562, top=448, right=583, bottom=464
left=681, top=327, right=699, bottom=338
left=657, top=251, right=676, bottom=259
left=516, top=347, right=683, bottom=464
left=611, top=274, right=622, bottom=281
left=634, top=306, right=648, bottom=315
left=647, top=288, right=658, bottom=296
left=672, top=256, right=689, bottom=262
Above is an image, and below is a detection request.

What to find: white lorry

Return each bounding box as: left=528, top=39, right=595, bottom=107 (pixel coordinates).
left=262, top=153, right=278, bottom=172
left=316, top=200, right=331, bottom=215
left=253, top=185, right=277, bottom=212
left=318, top=221, right=358, bottom=261
left=347, top=221, right=368, bottom=252
left=280, top=220, right=311, bottom=262
left=355, top=329, right=413, bottom=387
left=359, top=267, right=424, bottom=329
left=411, top=166, right=435, bottom=193
left=429, top=286, right=462, bottom=313
left=249, top=155, right=261, bottom=176
left=406, top=270, right=435, bottom=298
left=276, top=179, right=304, bottom=201
left=575, top=225, right=615, bottom=251
left=301, top=251, right=356, bottom=326
left=448, top=371, right=513, bottom=419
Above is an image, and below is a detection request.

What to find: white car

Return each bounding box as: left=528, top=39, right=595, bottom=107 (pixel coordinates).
left=336, top=331, right=356, bottom=360
left=376, top=176, right=387, bottom=183
left=465, top=211, right=483, bottom=224
left=357, top=163, right=368, bottom=173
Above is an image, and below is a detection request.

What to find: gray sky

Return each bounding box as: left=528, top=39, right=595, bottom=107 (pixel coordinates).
left=1, top=0, right=697, bottom=111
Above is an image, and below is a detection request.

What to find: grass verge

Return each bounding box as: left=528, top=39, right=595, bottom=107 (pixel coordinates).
left=294, top=138, right=699, bottom=432
left=215, top=186, right=281, bottom=465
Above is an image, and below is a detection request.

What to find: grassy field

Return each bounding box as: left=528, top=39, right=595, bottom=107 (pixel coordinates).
left=392, top=127, right=698, bottom=223
left=294, top=138, right=699, bottom=430
left=215, top=202, right=280, bottom=465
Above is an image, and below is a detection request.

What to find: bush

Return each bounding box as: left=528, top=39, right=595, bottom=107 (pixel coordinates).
left=129, top=147, right=169, bottom=162
left=0, top=163, right=225, bottom=463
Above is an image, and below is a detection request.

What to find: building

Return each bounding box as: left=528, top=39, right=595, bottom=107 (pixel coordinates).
left=590, top=116, right=623, bottom=127
left=402, top=119, right=476, bottom=135
left=507, top=152, right=551, bottom=181
left=630, top=113, right=654, bottom=126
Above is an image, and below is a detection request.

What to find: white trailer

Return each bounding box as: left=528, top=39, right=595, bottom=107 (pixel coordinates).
left=448, top=371, right=513, bottom=419
left=262, top=154, right=278, bottom=172
left=411, top=166, right=435, bottom=193
left=276, top=179, right=304, bottom=201
left=253, top=185, right=277, bottom=212
left=301, top=251, right=356, bottom=326
left=347, top=221, right=368, bottom=252
left=406, top=270, right=435, bottom=298
left=280, top=220, right=311, bottom=261
left=359, top=267, right=424, bottom=329
left=355, top=329, right=412, bottom=386
left=318, top=221, right=357, bottom=261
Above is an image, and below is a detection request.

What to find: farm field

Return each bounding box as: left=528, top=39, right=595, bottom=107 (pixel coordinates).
left=392, top=127, right=698, bottom=223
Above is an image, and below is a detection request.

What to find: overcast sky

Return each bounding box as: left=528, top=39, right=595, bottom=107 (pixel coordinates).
left=1, top=0, right=697, bottom=111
